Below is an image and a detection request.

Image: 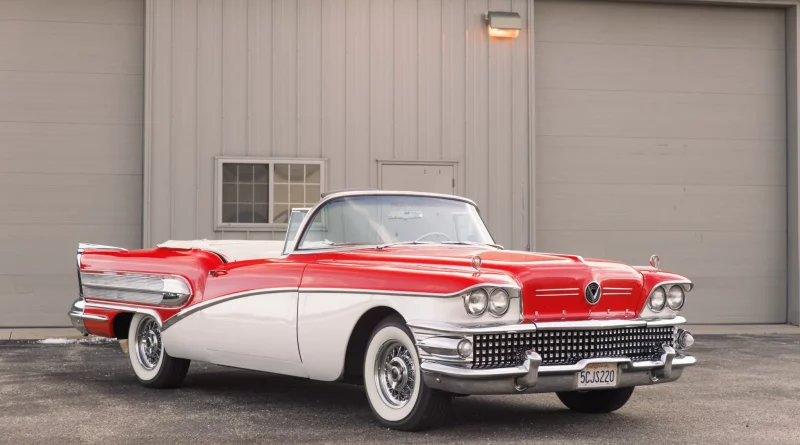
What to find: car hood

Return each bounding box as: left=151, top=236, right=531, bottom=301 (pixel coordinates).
left=318, top=245, right=646, bottom=321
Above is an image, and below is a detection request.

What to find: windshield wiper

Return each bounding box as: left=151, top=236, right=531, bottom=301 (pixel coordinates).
left=441, top=241, right=504, bottom=250
left=375, top=241, right=435, bottom=250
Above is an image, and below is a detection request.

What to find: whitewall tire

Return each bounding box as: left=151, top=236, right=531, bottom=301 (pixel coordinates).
left=127, top=313, right=190, bottom=388
left=363, top=315, right=451, bottom=430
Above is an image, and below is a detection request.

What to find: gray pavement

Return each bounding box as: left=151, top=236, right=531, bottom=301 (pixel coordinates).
left=0, top=334, right=798, bottom=444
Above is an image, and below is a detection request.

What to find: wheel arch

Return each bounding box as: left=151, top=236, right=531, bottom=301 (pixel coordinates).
left=112, top=312, right=134, bottom=340
left=342, top=306, right=404, bottom=384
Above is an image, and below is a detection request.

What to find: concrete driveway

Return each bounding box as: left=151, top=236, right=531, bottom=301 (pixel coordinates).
left=0, top=334, right=798, bottom=444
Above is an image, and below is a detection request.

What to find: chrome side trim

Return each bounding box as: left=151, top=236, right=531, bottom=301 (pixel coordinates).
left=84, top=301, right=164, bottom=326
left=536, top=288, right=579, bottom=292
left=78, top=243, right=128, bottom=253
left=645, top=316, right=687, bottom=327
left=69, top=312, right=109, bottom=322
left=80, top=271, right=192, bottom=307
left=408, top=320, right=536, bottom=335
left=161, top=287, right=298, bottom=331
left=535, top=319, right=648, bottom=330
left=299, top=283, right=521, bottom=299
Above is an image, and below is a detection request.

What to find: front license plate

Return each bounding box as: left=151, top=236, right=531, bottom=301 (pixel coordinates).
left=577, top=363, right=618, bottom=389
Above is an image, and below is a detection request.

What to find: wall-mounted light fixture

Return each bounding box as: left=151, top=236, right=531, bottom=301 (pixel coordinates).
left=485, top=11, right=522, bottom=39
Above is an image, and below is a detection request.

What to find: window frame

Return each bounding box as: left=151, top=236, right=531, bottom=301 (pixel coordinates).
left=214, top=157, right=326, bottom=231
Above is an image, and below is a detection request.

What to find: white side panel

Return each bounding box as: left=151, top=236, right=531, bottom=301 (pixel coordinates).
left=297, top=292, right=521, bottom=381
left=162, top=291, right=305, bottom=377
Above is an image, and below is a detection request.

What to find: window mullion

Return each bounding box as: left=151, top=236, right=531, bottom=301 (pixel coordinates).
left=269, top=163, right=275, bottom=224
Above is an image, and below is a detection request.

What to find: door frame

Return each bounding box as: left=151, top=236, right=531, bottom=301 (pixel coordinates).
left=376, top=160, right=460, bottom=195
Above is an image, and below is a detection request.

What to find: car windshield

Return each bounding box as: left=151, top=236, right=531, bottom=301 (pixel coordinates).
left=296, top=195, right=494, bottom=250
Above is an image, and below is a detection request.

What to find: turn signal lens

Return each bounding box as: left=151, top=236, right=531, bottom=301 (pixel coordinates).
left=464, top=289, right=489, bottom=316
left=676, top=329, right=694, bottom=350
left=488, top=288, right=510, bottom=316
left=649, top=287, right=666, bottom=312
left=667, top=285, right=685, bottom=310
left=457, top=339, right=473, bottom=358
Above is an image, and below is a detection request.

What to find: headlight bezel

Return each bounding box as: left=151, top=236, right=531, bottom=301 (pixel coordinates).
left=666, top=284, right=685, bottom=310
left=640, top=281, right=693, bottom=319
left=488, top=288, right=511, bottom=316
left=648, top=286, right=666, bottom=312
left=461, top=285, right=520, bottom=319
left=463, top=288, right=489, bottom=317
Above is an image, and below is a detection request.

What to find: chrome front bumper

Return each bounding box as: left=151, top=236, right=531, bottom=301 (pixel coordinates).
left=410, top=318, right=696, bottom=395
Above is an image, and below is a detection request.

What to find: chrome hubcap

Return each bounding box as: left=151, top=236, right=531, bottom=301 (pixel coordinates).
left=375, top=340, right=415, bottom=408
left=135, top=317, right=162, bottom=371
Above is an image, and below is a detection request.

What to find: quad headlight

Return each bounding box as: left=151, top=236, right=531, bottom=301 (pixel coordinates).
left=464, top=288, right=489, bottom=316
left=488, top=288, right=510, bottom=316
left=643, top=282, right=692, bottom=318
left=667, top=285, right=685, bottom=310
left=648, top=286, right=666, bottom=311
left=463, top=287, right=517, bottom=318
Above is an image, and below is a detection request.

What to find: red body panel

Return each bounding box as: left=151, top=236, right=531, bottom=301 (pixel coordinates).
left=79, top=244, right=688, bottom=337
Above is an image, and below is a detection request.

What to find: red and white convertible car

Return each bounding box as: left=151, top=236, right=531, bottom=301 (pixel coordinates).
left=69, top=190, right=695, bottom=430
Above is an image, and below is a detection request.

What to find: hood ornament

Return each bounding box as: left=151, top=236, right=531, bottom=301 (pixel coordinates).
left=470, top=255, right=482, bottom=272
left=649, top=255, right=660, bottom=270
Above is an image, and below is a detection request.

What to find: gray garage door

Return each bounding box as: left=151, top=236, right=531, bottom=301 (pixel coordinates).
left=0, top=1, right=144, bottom=326
left=535, top=1, right=787, bottom=323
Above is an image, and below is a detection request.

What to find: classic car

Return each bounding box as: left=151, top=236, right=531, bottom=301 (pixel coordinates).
left=68, top=190, right=696, bottom=430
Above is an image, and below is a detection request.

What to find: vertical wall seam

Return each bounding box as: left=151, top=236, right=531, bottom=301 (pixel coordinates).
left=169, top=0, right=175, bottom=238
left=316, top=0, right=320, bottom=160
left=271, top=0, right=275, bottom=159
left=369, top=0, right=373, bottom=185
left=220, top=0, right=225, bottom=156
left=527, top=0, right=535, bottom=251
left=344, top=1, right=348, bottom=185
left=416, top=0, right=421, bottom=159
left=463, top=0, right=468, bottom=198
left=510, top=0, right=516, bottom=248
left=143, top=0, right=154, bottom=247
left=195, top=0, right=201, bottom=239
left=246, top=0, right=251, bottom=156
left=440, top=0, right=444, bottom=162
left=392, top=0, right=396, bottom=160
left=296, top=0, right=300, bottom=157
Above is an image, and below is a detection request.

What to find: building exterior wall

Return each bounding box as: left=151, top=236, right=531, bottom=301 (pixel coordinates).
left=0, top=0, right=144, bottom=327
left=142, top=0, right=800, bottom=325
left=143, top=0, right=532, bottom=250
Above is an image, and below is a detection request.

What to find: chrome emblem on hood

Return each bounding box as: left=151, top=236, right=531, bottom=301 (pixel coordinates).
left=584, top=281, right=601, bottom=305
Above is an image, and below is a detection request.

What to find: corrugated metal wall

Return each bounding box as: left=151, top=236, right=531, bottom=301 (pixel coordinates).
left=145, top=0, right=532, bottom=250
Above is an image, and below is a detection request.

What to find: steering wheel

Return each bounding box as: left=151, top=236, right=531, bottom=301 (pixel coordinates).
left=414, top=232, right=453, bottom=243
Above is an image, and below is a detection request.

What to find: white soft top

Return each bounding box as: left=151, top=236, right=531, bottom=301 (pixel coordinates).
left=158, top=239, right=285, bottom=262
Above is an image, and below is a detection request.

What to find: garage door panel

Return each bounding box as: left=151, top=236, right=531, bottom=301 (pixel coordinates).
left=0, top=275, right=81, bottom=327
left=537, top=1, right=785, bottom=323
left=0, top=21, right=144, bottom=74
left=0, top=1, right=143, bottom=326
left=538, top=184, right=785, bottom=232
left=537, top=230, right=786, bottom=280
left=0, top=0, right=143, bottom=24
left=535, top=1, right=784, bottom=50
left=0, top=122, right=141, bottom=175
left=537, top=136, right=785, bottom=186
left=537, top=42, right=784, bottom=96
left=0, top=225, right=141, bottom=276
left=537, top=88, right=785, bottom=140
left=685, top=278, right=786, bottom=324
left=0, top=173, right=142, bottom=225
left=0, top=71, right=143, bottom=125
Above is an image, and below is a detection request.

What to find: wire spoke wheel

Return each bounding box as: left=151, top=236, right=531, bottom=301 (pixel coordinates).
left=374, top=340, right=416, bottom=408
left=135, top=317, right=162, bottom=371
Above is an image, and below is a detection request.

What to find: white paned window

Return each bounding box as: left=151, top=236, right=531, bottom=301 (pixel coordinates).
left=215, top=158, right=325, bottom=229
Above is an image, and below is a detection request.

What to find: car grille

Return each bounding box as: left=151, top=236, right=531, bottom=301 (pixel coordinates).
left=472, top=326, right=675, bottom=368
